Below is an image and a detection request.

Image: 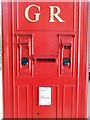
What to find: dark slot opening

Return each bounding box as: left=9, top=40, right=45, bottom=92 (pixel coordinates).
left=36, top=58, right=56, bottom=62
left=64, top=46, right=71, bottom=49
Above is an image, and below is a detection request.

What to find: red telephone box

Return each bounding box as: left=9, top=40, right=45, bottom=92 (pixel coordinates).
left=2, top=1, right=88, bottom=118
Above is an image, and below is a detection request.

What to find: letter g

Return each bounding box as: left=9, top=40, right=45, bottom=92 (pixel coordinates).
left=25, top=4, right=40, bottom=22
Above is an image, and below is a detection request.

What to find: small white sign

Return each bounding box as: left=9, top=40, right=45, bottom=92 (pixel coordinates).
left=39, top=87, right=52, bottom=106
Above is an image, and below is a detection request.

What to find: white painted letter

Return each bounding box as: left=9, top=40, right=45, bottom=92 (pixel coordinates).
left=49, top=6, right=65, bottom=22
left=25, top=4, right=40, bottom=22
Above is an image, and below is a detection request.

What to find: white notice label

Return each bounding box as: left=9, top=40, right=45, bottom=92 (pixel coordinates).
left=39, top=87, right=51, bottom=105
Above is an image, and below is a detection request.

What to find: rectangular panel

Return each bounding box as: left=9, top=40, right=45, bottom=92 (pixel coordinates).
left=33, top=86, right=57, bottom=118
left=39, top=87, right=51, bottom=106
left=34, top=32, right=58, bottom=58
left=17, top=86, right=28, bottom=118
left=58, top=36, right=74, bottom=76
left=15, top=2, right=75, bottom=31
left=63, top=86, right=74, bottom=118
left=17, top=35, right=33, bottom=77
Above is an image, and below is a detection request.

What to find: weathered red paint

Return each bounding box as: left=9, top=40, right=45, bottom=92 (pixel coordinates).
left=2, top=1, right=88, bottom=118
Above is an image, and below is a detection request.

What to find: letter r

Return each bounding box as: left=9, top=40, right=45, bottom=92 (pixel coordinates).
left=49, top=6, right=65, bottom=23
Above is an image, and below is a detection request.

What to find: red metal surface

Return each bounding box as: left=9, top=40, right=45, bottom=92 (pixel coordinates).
left=2, top=1, right=88, bottom=118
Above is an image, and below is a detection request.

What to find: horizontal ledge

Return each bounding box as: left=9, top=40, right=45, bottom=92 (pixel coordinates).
left=13, top=31, right=76, bottom=36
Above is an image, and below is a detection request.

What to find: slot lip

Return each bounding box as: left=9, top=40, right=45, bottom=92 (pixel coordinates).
left=34, top=57, right=56, bottom=62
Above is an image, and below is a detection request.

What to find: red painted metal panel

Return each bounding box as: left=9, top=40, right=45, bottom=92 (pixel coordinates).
left=2, top=1, right=88, bottom=118
left=16, top=2, right=74, bottom=31
left=63, top=86, right=74, bottom=118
